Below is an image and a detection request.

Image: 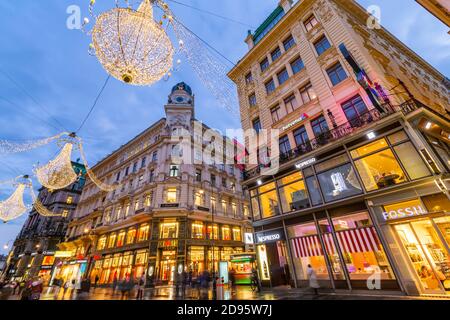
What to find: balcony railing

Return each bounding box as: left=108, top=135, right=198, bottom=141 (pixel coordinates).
left=243, top=99, right=425, bottom=181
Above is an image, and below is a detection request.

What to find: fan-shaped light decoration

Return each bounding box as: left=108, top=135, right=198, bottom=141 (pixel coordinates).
left=0, top=184, right=28, bottom=223
left=91, top=0, right=174, bottom=85
left=35, top=143, right=78, bottom=191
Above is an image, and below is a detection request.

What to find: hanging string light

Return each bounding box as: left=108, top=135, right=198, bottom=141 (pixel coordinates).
left=89, top=0, right=174, bottom=85
left=0, top=132, right=67, bottom=155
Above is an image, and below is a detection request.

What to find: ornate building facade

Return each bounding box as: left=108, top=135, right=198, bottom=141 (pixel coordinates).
left=57, top=83, right=252, bottom=287
left=2, top=162, right=86, bottom=284
left=228, top=0, right=450, bottom=296
left=416, top=0, right=450, bottom=28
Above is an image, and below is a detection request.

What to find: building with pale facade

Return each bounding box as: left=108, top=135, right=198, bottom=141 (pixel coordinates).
left=2, top=162, right=86, bottom=284
left=228, top=0, right=450, bottom=296
left=56, top=83, right=252, bottom=287
left=416, top=0, right=450, bottom=28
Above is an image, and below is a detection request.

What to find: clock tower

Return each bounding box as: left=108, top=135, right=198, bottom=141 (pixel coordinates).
left=165, top=82, right=195, bottom=132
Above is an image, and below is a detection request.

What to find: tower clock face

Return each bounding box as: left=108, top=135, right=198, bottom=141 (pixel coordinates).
left=175, top=96, right=185, bottom=103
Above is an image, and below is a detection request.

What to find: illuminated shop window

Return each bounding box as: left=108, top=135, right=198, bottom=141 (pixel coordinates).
left=188, top=246, right=205, bottom=275
left=332, top=211, right=395, bottom=281
left=258, top=182, right=280, bottom=218
left=352, top=135, right=430, bottom=191
left=137, top=224, right=150, bottom=242
left=232, top=227, right=242, bottom=241
left=160, top=221, right=179, bottom=239
left=314, top=155, right=362, bottom=203
left=221, top=200, right=228, bottom=214
left=192, top=222, right=205, bottom=239
left=206, top=224, right=218, bottom=240
left=278, top=172, right=310, bottom=212
left=166, top=188, right=177, bottom=203
left=97, top=236, right=107, bottom=250
left=66, top=196, right=73, bottom=204
left=211, top=196, right=217, bottom=213
left=222, top=226, right=231, bottom=241
left=126, top=228, right=136, bottom=245
left=117, top=231, right=126, bottom=247
left=108, top=233, right=117, bottom=248
left=62, top=210, right=69, bottom=218
left=288, top=222, right=330, bottom=281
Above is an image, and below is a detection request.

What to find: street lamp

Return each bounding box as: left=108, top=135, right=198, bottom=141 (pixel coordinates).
left=3, top=240, right=12, bottom=251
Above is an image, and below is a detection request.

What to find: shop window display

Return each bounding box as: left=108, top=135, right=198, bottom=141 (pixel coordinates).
left=278, top=172, right=310, bottom=212
left=192, top=222, right=205, bottom=239
left=232, top=227, right=242, bottom=241
left=160, top=222, right=179, bottom=239
left=108, top=233, right=117, bottom=249
left=258, top=183, right=281, bottom=218
left=126, top=228, right=136, bottom=245
left=117, top=231, right=126, bottom=247
left=289, top=222, right=330, bottom=281
left=188, top=246, right=205, bottom=275
left=305, top=175, right=323, bottom=206
left=97, top=236, right=107, bottom=250
left=332, top=212, right=395, bottom=281
left=137, top=224, right=150, bottom=242
left=395, top=219, right=450, bottom=292
left=206, top=224, right=219, bottom=240
left=251, top=196, right=261, bottom=220
left=317, top=218, right=346, bottom=280
left=316, top=163, right=362, bottom=202
left=222, top=226, right=231, bottom=240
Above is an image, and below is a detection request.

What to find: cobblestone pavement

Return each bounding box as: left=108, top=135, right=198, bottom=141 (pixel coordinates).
left=4, top=285, right=448, bottom=300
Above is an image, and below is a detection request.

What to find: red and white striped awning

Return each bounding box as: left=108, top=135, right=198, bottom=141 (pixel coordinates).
left=335, top=227, right=381, bottom=254
left=291, top=227, right=382, bottom=258
left=291, top=235, right=324, bottom=258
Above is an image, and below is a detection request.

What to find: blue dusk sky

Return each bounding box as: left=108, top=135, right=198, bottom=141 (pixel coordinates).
left=0, top=0, right=449, bottom=253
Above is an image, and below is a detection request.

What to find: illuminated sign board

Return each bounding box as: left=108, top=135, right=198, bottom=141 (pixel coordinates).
left=281, top=114, right=309, bottom=131
left=244, top=233, right=254, bottom=245
left=295, top=158, right=316, bottom=170
left=55, top=251, right=74, bottom=258
left=255, top=229, right=285, bottom=244
left=382, top=199, right=428, bottom=221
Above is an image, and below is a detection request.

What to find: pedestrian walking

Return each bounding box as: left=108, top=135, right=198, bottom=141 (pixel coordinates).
left=229, top=268, right=236, bottom=290
left=30, top=277, right=43, bottom=300
left=136, top=273, right=146, bottom=300
left=307, top=264, right=320, bottom=295
left=94, top=275, right=100, bottom=291
left=112, top=273, right=118, bottom=295
left=76, top=278, right=91, bottom=300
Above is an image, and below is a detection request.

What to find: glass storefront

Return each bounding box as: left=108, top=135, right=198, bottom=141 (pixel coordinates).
left=381, top=195, right=450, bottom=294
left=249, top=129, right=431, bottom=222
left=287, top=209, right=397, bottom=289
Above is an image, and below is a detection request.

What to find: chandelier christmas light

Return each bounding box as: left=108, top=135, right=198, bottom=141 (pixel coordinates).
left=0, top=183, right=28, bottom=223
left=34, top=143, right=79, bottom=191
left=90, top=0, right=174, bottom=85
left=84, top=0, right=239, bottom=114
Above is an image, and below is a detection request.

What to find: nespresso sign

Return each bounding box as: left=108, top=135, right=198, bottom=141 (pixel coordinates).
left=255, top=229, right=285, bottom=244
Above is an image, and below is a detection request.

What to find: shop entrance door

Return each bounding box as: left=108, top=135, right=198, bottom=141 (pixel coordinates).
left=265, top=241, right=290, bottom=287
left=395, top=219, right=450, bottom=294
